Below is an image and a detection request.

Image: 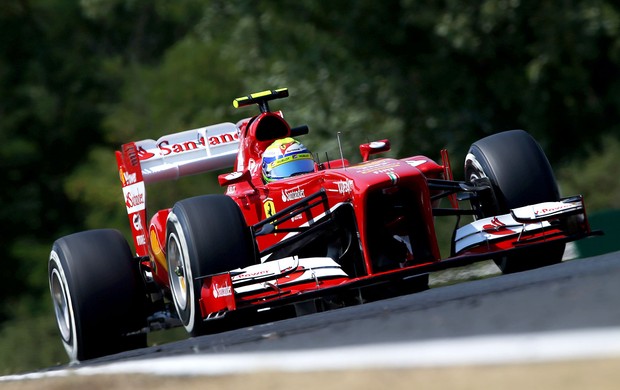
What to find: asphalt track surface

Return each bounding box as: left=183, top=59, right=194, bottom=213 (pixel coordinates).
left=4, top=250, right=620, bottom=388
left=78, top=250, right=620, bottom=364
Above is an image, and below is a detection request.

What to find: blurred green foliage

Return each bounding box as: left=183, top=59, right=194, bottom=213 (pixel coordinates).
left=0, top=0, right=619, bottom=373
left=559, top=135, right=620, bottom=208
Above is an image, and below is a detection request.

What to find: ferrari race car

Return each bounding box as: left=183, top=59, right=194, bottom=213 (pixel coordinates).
left=49, top=88, right=596, bottom=362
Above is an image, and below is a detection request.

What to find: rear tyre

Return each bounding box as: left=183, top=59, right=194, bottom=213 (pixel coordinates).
left=166, top=195, right=255, bottom=336
left=464, top=130, right=565, bottom=273
left=48, top=229, right=147, bottom=362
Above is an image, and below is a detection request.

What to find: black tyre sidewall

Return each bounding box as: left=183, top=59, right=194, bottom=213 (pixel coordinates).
left=465, top=130, right=560, bottom=212
left=49, top=229, right=147, bottom=361
left=464, top=130, right=565, bottom=273
left=166, top=195, right=254, bottom=336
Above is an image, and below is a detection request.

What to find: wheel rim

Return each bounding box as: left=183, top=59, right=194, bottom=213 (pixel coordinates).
left=168, top=233, right=188, bottom=311
left=49, top=250, right=79, bottom=362
left=50, top=268, right=72, bottom=341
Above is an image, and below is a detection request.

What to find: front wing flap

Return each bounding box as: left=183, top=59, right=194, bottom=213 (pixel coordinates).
left=454, top=196, right=594, bottom=255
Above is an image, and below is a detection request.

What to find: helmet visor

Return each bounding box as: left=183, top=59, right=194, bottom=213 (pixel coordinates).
left=269, top=155, right=315, bottom=179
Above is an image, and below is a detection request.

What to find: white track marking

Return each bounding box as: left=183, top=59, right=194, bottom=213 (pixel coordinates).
left=3, top=327, right=620, bottom=381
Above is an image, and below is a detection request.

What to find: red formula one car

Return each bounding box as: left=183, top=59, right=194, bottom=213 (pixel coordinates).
left=48, top=88, right=596, bottom=361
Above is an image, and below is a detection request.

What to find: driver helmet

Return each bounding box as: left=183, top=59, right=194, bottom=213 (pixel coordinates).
left=262, top=137, right=315, bottom=182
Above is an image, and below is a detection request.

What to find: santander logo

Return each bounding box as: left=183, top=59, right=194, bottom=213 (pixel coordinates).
left=138, top=132, right=239, bottom=161
left=534, top=203, right=573, bottom=216
left=212, top=281, right=232, bottom=298
left=282, top=186, right=305, bottom=202
left=125, top=190, right=144, bottom=209
left=123, top=182, right=146, bottom=213
left=482, top=217, right=513, bottom=236
left=137, top=148, right=155, bottom=160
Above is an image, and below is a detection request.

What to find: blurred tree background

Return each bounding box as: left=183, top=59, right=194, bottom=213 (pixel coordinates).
left=0, top=0, right=618, bottom=373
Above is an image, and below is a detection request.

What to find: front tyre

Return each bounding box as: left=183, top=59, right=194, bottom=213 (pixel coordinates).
left=166, top=195, right=255, bottom=336
left=49, top=229, right=147, bottom=362
left=464, top=130, right=565, bottom=273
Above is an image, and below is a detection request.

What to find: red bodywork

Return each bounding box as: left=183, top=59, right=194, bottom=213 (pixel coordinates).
left=114, top=90, right=594, bottom=324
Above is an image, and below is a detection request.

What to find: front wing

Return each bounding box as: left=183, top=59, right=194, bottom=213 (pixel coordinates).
left=454, top=196, right=591, bottom=255
left=196, top=196, right=598, bottom=322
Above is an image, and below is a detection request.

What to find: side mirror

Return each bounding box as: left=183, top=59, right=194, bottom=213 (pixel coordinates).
left=359, top=139, right=391, bottom=162
left=218, top=170, right=252, bottom=187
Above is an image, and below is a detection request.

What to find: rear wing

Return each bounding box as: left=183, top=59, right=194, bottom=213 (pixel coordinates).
left=115, top=122, right=240, bottom=256
left=117, top=122, right=240, bottom=185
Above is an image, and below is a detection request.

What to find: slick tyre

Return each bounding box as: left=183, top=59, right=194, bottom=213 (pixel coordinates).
left=166, top=195, right=255, bottom=336
left=464, top=130, right=565, bottom=273
left=48, top=229, right=147, bottom=362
